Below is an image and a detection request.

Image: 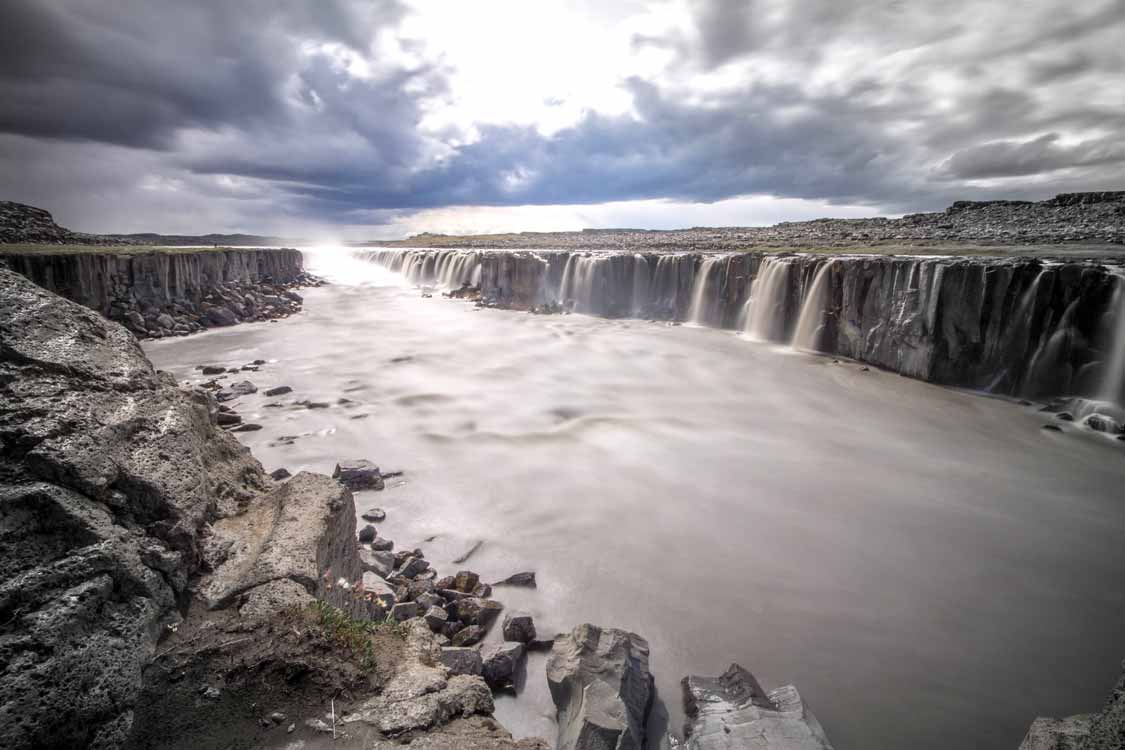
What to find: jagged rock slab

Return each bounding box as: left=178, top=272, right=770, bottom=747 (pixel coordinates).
left=0, top=267, right=269, bottom=750
left=1017, top=715, right=1095, bottom=750
left=199, top=472, right=361, bottom=612
left=546, top=623, right=653, bottom=750
left=682, top=664, right=833, bottom=750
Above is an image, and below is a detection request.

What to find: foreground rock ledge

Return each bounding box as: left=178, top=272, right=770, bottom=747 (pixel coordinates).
left=0, top=267, right=533, bottom=750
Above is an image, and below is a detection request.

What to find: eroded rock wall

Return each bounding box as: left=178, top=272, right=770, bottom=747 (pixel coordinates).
left=466, top=249, right=1122, bottom=399
left=0, top=248, right=311, bottom=338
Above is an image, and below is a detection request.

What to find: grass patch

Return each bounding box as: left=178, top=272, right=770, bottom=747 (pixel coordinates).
left=306, top=600, right=402, bottom=672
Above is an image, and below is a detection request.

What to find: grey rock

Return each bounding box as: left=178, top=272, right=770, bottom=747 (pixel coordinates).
left=1017, top=715, right=1095, bottom=750
left=229, top=379, right=257, bottom=395
left=362, top=507, right=387, bottom=522
left=156, top=312, right=175, bottom=329
left=360, top=572, right=397, bottom=612
left=546, top=623, right=653, bottom=750
left=371, top=536, right=394, bottom=551
left=440, top=647, right=484, bottom=676
left=425, top=605, right=449, bottom=631
left=452, top=625, right=487, bottom=647
left=453, top=597, right=503, bottom=628
left=453, top=570, right=480, bottom=593
left=494, top=571, right=537, bottom=588
left=333, top=459, right=385, bottom=491
left=359, top=548, right=396, bottom=579
left=270, top=467, right=292, bottom=481
left=482, top=642, right=525, bottom=690
left=502, top=611, right=536, bottom=644
left=201, top=365, right=226, bottom=375
left=0, top=268, right=271, bottom=750
left=216, top=411, right=242, bottom=426
left=682, top=664, right=833, bottom=750
left=265, top=385, right=293, bottom=396
left=204, top=305, right=239, bottom=327
left=397, top=556, right=431, bottom=579
left=417, top=591, right=445, bottom=610
left=358, top=524, right=377, bottom=543
left=231, top=422, right=262, bottom=432
left=392, top=601, right=420, bottom=621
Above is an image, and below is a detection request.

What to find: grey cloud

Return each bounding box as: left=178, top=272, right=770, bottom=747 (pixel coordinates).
left=940, top=133, right=1125, bottom=180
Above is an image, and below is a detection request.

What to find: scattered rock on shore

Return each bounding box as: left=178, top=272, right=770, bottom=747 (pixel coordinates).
left=333, top=459, right=386, bottom=491
left=494, top=571, right=537, bottom=588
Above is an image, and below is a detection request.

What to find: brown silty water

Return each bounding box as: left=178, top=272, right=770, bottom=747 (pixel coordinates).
left=145, top=247, right=1125, bottom=750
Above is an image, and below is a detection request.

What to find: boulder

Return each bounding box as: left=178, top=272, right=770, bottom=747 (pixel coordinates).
left=482, top=642, right=525, bottom=690
left=201, top=365, right=226, bottom=375
left=425, top=605, right=450, bottom=631
left=682, top=664, right=833, bottom=750
left=333, top=459, right=385, bottom=491
left=453, top=597, right=503, bottom=628
left=372, top=536, right=394, bottom=552
left=358, top=524, right=377, bottom=543
left=440, top=647, right=484, bottom=677
left=502, top=611, right=536, bottom=643
left=264, top=385, right=292, bottom=396
left=269, top=467, right=292, bottom=481
left=0, top=268, right=269, bottom=750
left=397, top=556, right=431, bottom=579
left=360, top=548, right=396, bottom=579
left=204, top=305, right=239, bottom=327
left=452, top=625, right=487, bottom=647
left=454, top=570, right=480, bottom=593
left=229, top=380, right=257, bottom=395
left=546, top=624, right=653, bottom=750
left=392, top=601, right=420, bottom=621
left=156, top=312, right=175, bottom=329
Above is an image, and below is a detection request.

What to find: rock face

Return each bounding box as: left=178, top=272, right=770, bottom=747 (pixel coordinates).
left=546, top=623, right=653, bottom=750
left=1019, top=664, right=1125, bottom=750
left=0, top=245, right=315, bottom=339
left=0, top=267, right=269, bottom=749
left=682, top=665, right=834, bottom=750
left=0, top=200, right=118, bottom=244
left=362, top=246, right=1125, bottom=401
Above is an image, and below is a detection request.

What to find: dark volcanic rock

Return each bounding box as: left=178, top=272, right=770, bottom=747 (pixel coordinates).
left=502, top=611, right=537, bottom=643
left=333, top=459, right=385, bottom=491
left=362, top=507, right=387, bottom=522
left=265, top=385, right=292, bottom=397
left=358, top=524, right=377, bottom=543
left=681, top=664, right=833, bottom=750
left=0, top=267, right=269, bottom=750
left=546, top=624, right=653, bottom=750
left=482, top=642, right=525, bottom=690
left=494, top=571, right=537, bottom=588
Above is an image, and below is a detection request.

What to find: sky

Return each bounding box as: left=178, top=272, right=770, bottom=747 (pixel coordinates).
left=1, top=0, right=1123, bottom=240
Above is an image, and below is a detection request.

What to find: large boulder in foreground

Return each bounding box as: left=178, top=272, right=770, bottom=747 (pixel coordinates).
left=682, top=664, right=833, bottom=750
left=546, top=623, right=653, bottom=750
left=0, top=267, right=268, bottom=750
left=1018, top=663, right=1125, bottom=750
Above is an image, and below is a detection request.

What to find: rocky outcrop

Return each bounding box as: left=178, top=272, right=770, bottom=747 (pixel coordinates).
left=0, top=266, right=269, bottom=749
left=0, top=199, right=121, bottom=244
left=0, top=246, right=316, bottom=339
left=1019, top=664, right=1125, bottom=750
left=546, top=623, right=653, bottom=750
left=682, top=665, right=834, bottom=750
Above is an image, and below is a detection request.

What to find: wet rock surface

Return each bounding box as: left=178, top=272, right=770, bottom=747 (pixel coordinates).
left=546, top=623, right=653, bottom=750
left=682, top=664, right=834, bottom=750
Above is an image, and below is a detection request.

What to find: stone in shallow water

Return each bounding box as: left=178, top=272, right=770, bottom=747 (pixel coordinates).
left=333, top=459, right=385, bottom=491
left=681, top=664, right=833, bottom=750
left=362, top=507, right=387, bottom=522
left=265, top=385, right=292, bottom=396
left=269, top=467, right=291, bottom=481
left=229, top=380, right=257, bottom=395
left=358, top=524, right=376, bottom=543
left=371, top=537, right=394, bottom=552
left=494, top=571, right=536, bottom=588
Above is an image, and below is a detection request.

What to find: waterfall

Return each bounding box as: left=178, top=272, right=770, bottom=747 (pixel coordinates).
left=742, top=257, right=792, bottom=342
left=558, top=254, right=611, bottom=314
left=1099, top=274, right=1125, bottom=403
left=631, top=254, right=651, bottom=317
left=791, top=261, right=834, bottom=351
left=1023, top=296, right=1080, bottom=398
left=687, top=256, right=725, bottom=326
left=355, top=248, right=482, bottom=289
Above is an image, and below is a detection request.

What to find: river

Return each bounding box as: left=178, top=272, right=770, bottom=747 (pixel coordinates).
left=145, top=247, right=1125, bottom=749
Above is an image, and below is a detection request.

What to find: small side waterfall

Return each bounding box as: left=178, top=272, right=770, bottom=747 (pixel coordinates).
left=1099, top=274, right=1125, bottom=403
left=791, top=261, right=834, bottom=352
left=687, top=256, right=725, bottom=326
left=355, top=248, right=482, bottom=289
left=742, top=257, right=792, bottom=342
left=1023, top=297, right=1081, bottom=397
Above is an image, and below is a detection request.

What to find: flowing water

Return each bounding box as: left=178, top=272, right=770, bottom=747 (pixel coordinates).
left=146, top=247, right=1125, bottom=750
left=743, top=256, right=793, bottom=341
left=791, top=260, right=834, bottom=352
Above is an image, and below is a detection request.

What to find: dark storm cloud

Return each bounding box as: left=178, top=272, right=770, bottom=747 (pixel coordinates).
left=0, top=0, right=1123, bottom=232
